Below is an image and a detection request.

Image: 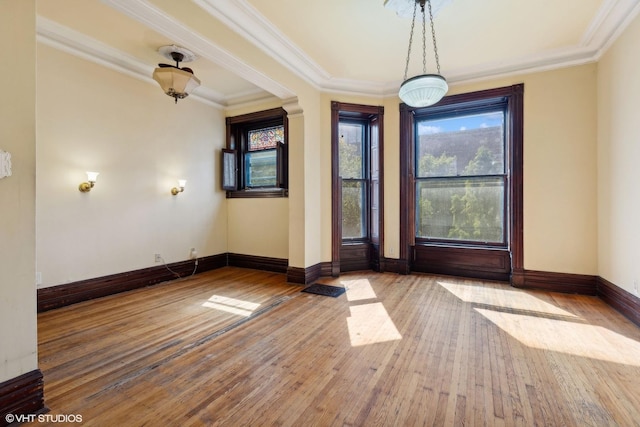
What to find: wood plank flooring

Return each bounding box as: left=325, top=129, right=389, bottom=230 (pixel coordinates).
left=36, top=267, right=640, bottom=426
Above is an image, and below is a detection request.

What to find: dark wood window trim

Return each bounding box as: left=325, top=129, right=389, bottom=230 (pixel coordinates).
left=400, top=84, right=524, bottom=282
left=224, top=107, right=288, bottom=198
left=331, top=101, right=384, bottom=276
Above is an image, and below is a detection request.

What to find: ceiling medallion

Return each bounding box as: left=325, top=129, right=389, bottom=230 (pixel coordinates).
left=152, top=45, right=201, bottom=103
left=384, top=0, right=452, bottom=18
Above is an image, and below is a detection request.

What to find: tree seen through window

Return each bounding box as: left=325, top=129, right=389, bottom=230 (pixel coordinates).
left=339, top=122, right=366, bottom=239
left=416, top=111, right=506, bottom=244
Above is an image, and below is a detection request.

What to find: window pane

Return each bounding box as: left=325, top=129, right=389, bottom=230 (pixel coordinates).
left=222, top=149, right=237, bottom=190
left=245, top=149, right=276, bottom=188
left=416, top=111, right=504, bottom=177
left=416, top=177, right=504, bottom=243
left=248, top=125, right=284, bottom=151
left=342, top=180, right=366, bottom=239
left=339, top=123, right=364, bottom=179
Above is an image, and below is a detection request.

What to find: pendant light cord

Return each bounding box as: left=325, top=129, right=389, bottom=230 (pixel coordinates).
left=422, top=1, right=427, bottom=74
left=402, top=0, right=442, bottom=80
left=402, top=1, right=418, bottom=81
left=427, top=0, right=441, bottom=75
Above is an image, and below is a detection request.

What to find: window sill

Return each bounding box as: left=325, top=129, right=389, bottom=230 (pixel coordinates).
left=226, top=188, right=288, bottom=199
left=415, top=240, right=508, bottom=250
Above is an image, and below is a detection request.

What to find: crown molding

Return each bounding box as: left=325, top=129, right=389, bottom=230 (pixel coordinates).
left=41, top=0, right=640, bottom=105
left=439, top=0, right=640, bottom=89
left=317, top=44, right=599, bottom=99
left=443, top=46, right=598, bottom=87
left=193, top=0, right=640, bottom=97
left=37, top=16, right=226, bottom=108
left=37, top=15, right=282, bottom=110
left=99, top=0, right=294, bottom=101
left=193, top=0, right=330, bottom=90
left=581, top=0, right=640, bottom=59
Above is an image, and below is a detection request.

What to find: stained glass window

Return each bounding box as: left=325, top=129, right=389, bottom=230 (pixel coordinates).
left=248, top=126, right=284, bottom=151
left=224, top=107, right=288, bottom=196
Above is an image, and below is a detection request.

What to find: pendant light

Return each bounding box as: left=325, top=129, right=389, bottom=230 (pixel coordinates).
left=399, top=0, right=448, bottom=108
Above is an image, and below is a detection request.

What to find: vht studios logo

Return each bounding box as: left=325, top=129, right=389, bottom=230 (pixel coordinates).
left=5, top=413, right=83, bottom=424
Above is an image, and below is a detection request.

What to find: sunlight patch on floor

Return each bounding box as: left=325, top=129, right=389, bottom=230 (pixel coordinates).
left=476, top=308, right=640, bottom=366
left=342, top=279, right=377, bottom=302
left=347, top=302, right=402, bottom=347
left=202, top=295, right=261, bottom=317
left=437, top=280, right=578, bottom=318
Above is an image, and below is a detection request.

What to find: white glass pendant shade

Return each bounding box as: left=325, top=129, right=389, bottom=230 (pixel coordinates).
left=152, top=67, right=201, bottom=99
left=399, top=74, right=448, bottom=108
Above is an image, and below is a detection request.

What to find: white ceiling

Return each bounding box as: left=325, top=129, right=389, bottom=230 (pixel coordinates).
left=36, top=0, right=640, bottom=109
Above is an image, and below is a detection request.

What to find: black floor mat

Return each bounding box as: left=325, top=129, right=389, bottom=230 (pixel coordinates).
left=301, top=283, right=346, bottom=298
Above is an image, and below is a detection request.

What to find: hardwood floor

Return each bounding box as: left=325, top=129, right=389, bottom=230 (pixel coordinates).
left=36, top=267, right=640, bottom=426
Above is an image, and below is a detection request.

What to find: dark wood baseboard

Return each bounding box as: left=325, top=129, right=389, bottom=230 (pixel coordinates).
left=513, top=269, right=598, bottom=295
left=598, top=276, right=640, bottom=327
left=509, top=270, right=639, bottom=328
left=0, top=370, right=46, bottom=426
left=510, top=268, right=525, bottom=287
left=37, top=254, right=227, bottom=312
left=286, top=262, right=331, bottom=285
left=381, top=257, right=410, bottom=274
left=197, top=254, right=230, bottom=272
left=227, top=253, right=288, bottom=273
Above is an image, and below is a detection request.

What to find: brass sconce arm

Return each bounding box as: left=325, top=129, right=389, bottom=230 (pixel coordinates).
left=79, top=171, right=99, bottom=193
left=171, top=179, right=186, bottom=195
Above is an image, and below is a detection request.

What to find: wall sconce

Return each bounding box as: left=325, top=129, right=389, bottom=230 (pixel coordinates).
left=0, top=149, right=12, bottom=179
left=79, top=171, right=99, bottom=192
left=171, top=179, right=186, bottom=195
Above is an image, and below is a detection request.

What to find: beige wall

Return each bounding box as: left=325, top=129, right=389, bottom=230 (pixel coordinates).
left=36, top=44, right=227, bottom=287
left=597, top=11, right=640, bottom=294
left=0, top=0, right=38, bottom=383
left=320, top=64, right=599, bottom=276
left=227, top=199, right=288, bottom=259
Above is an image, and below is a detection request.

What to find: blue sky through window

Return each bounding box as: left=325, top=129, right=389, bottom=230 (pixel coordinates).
left=418, top=111, right=503, bottom=135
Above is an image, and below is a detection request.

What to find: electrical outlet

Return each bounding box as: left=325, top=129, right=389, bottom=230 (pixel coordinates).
left=35, top=272, right=42, bottom=286
left=189, top=248, right=198, bottom=259
left=634, top=280, right=638, bottom=296
left=154, top=253, right=162, bottom=263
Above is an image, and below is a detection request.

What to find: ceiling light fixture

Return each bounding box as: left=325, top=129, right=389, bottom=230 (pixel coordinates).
left=399, top=0, right=448, bottom=108
left=152, top=45, right=201, bottom=104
